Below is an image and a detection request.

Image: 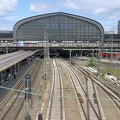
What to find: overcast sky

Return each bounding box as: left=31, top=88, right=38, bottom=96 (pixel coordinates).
left=0, top=0, right=120, bottom=33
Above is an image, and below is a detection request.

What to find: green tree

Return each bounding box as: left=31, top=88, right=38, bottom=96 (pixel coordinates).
left=88, top=57, right=97, bottom=67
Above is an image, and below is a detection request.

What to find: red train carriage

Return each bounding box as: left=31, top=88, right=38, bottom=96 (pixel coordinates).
left=100, top=52, right=120, bottom=59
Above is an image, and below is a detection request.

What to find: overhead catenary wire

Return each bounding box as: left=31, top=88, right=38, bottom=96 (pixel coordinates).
left=0, top=86, right=119, bottom=102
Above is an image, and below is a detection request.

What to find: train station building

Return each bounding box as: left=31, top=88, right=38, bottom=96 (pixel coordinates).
left=13, top=12, right=104, bottom=45
left=0, top=12, right=120, bottom=47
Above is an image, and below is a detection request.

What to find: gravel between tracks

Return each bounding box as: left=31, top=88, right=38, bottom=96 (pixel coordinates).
left=17, top=59, right=52, bottom=120
left=17, top=58, right=120, bottom=120
left=96, top=86, right=120, bottom=120
left=58, top=60, right=82, bottom=120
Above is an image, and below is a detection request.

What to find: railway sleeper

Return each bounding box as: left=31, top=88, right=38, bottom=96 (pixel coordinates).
left=93, top=93, right=98, bottom=104
left=77, top=93, right=84, bottom=103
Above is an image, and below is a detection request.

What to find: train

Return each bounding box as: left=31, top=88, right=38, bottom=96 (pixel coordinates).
left=100, top=51, right=120, bottom=59
left=13, top=41, right=39, bottom=46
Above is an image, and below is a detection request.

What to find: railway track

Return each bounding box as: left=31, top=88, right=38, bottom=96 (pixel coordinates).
left=75, top=64, right=120, bottom=109
left=2, top=58, right=118, bottom=119
left=72, top=61, right=120, bottom=119
left=59, top=60, right=103, bottom=120
left=50, top=58, right=119, bottom=120
left=46, top=59, right=65, bottom=120
left=39, top=58, right=119, bottom=120
left=0, top=59, right=42, bottom=120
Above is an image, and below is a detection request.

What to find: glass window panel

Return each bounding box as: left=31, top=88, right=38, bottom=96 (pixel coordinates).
left=16, top=14, right=102, bottom=42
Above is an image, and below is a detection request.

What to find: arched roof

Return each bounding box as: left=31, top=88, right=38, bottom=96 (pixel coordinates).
left=13, top=12, right=104, bottom=44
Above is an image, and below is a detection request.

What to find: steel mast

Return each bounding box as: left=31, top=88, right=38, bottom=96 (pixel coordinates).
left=44, top=30, right=49, bottom=80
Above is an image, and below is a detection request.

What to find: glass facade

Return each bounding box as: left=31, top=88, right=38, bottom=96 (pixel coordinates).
left=14, top=12, right=104, bottom=43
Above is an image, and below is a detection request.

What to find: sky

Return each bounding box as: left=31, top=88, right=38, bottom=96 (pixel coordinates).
left=0, top=0, right=120, bottom=33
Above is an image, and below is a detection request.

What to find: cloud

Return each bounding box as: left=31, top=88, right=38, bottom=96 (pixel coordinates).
left=104, top=26, right=112, bottom=32
left=29, top=0, right=120, bottom=17
left=92, top=1, right=120, bottom=18
left=0, top=19, right=15, bottom=30
left=64, top=0, right=81, bottom=10
left=30, top=0, right=82, bottom=13
left=29, top=0, right=120, bottom=32
left=0, top=0, right=18, bottom=17
left=104, top=25, right=117, bottom=34
left=109, top=16, right=116, bottom=19
left=93, top=8, right=107, bottom=15
left=30, top=1, right=58, bottom=13
left=93, top=7, right=120, bottom=18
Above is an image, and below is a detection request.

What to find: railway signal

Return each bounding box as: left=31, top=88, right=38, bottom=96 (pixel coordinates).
left=37, top=81, right=43, bottom=120
left=38, top=112, right=42, bottom=120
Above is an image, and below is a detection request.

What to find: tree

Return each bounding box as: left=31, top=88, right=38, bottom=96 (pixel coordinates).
left=88, top=57, right=97, bottom=67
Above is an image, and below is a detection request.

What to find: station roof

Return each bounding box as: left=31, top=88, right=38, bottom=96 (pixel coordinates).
left=0, top=50, right=38, bottom=72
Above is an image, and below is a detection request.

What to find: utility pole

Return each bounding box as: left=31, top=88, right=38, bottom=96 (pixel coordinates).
left=37, top=81, right=43, bottom=120
left=0, top=73, right=1, bottom=86
left=108, top=31, right=114, bottom=66
left=66, top=32, right=68, bottom=46
left=70, top=50, right=72, bottom=64
left=111, top=35, right=113, bottom=66
left=97, top=38, right=102, bottom=76
left=44, top=30, right=49, bottom=80
left=6, top=45, right=8, bottom=54
left=97, top=48, right=101, bottom=76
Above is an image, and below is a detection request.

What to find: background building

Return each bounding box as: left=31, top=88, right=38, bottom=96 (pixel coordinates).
left=0, top=30, right=13, bottom=43
left=13, top=12, right=104, bottom=45
left=0, top=12, right=120, bottom=47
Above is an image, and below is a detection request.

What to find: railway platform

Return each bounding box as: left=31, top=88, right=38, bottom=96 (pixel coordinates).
left=0, top=50, right=38, bottom=86
left=0, top=59, right=36, bottom=102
